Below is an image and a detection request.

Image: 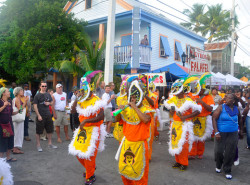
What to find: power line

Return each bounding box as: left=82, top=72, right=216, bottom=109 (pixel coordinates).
left=74, top=0, right=109, bottom=15
left=155, top=0, right=189, bottom=18
left=74, top=0, right=84, bottom=7
left=237, top=43, right=250, bottom=56
left=238, top=30, right=250, bottom=39
left=134, top=0, right=192, bottom=24
left=237, top=0, right=250, bottom=20
left=179, top=0, right=192, bottom=9
left=238, top=43, right=250, bottom=54
left=238, top=45, right=250, bottom=56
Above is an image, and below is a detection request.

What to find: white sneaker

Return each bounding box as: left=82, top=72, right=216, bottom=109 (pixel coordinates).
left=48, top=144, right=58, bottom=149
left=215, top=168, right=221, bottom=173
left=108, top=133, right=114, bottom=138
left=37, top=146, right=43, bottom=152
left=225, top=174, right=232, bottom=180
left=234, top=158, right=239, bottom=166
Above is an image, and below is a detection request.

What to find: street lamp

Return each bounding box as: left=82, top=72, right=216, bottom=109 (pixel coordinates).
left=181, top=52, right=187, bottom=67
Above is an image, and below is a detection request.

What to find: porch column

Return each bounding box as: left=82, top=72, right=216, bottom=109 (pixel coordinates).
left=53, top=72, right=57, bottom=89
left=131, top=7, right=140, bottom=73
left=99, top=24, right=105, bottom=48
left=104, top=0, right=116, bottom=84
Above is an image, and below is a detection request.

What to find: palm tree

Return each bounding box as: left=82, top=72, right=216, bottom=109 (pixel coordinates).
left=182, top=3, right=239, bottom=43
left=77, top=33, right=106, bottom=71
left=55, top=33, right=105, bottom=86
left=199, top=4, right=230, bottom=43
left=180, top=3, right=205, bottom=33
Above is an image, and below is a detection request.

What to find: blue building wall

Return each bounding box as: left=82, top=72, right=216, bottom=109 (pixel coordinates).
left=150, top=21, right=204, bottom=71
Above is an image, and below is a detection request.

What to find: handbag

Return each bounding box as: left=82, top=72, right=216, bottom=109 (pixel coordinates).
left=12, top=98, right=26, bottom=123
left=0, top=123, right=14, bottom=138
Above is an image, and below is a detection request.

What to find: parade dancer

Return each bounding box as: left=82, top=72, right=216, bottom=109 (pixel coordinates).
left=115, top=78, right=155, bottom=185
left=146, top=75, right=160, bottom=161
left=164, top=78, right=201, bottom=171
left=148, top=76, right=161, bottom=140
left=68, top=71, right=107, bottom=185
left=188, top=72, right=214, bottom=159
left=113, top=75, right=128, bottom=143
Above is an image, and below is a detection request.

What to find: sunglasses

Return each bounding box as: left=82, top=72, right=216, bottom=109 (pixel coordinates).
left=41, top=86, right=47, bottom=87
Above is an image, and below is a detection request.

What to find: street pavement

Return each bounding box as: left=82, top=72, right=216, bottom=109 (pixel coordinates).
left=11, top=115, right=250, bottom=185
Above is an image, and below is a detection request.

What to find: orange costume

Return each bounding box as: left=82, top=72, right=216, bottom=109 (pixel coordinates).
left=164, top=96, right=201, bottom=166
left=146, top=92, right=159, bottom=161
left=118, top=105, right=154, bottom=185
left=188, top=94, right=214, bottom=157
left=116, top=79, right=155, bottom=185
left=68, top=71, right=107, bottom=185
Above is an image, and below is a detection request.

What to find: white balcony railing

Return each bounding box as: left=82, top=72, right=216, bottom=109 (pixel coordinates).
left=114, top=45, right=152, bottom=65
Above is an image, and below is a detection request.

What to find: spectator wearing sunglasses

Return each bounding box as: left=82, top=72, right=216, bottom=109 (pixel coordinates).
left=33, top=81, right=57, bottom=152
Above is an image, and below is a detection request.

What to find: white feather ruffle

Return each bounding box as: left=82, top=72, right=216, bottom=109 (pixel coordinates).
left=76, top=100, right=106, bottom=117
left=164, top=99, right=202, bottom=114
left=0, top=158, right=13, bottom=185
left=98, top=124, right=107, bottom=152
left=156, top=108, right=163, bottom=129
left=168, top=121, right=194, bottom=156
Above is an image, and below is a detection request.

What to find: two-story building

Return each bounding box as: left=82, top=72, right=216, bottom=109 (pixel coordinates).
left=64, top=0, right=207, bottom=74
left=205, top=42, right=239, bottom=76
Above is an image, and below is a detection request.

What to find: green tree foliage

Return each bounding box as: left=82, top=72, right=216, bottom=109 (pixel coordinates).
left=55, top=33, right=106, bottom=78
left=181, top=3, right=239, bottom=43
left=0, top=0, right=85, bottom=83
left=236, top=65, right=250, bottom=79
left=181, top=3, right=205, bottom=33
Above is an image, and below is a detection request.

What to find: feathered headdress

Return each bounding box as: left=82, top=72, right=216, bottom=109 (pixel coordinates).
left=120, top=75, right=129, bottom=97
left=170, top=78, right=185, bottom=95
left=79, top=70, right=102, bottom=102
left=183, top=75, right=199, bottom=93
left=192, top=72, right=212, bottom=96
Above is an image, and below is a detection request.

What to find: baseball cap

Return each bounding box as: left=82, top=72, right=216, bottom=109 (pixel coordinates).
left=56, top=83, right=63, bottom=88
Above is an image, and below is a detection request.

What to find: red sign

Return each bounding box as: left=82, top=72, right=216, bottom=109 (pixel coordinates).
left=189, top=47, right=211, bottom=75
left=190, top=61, right=209, bottom=73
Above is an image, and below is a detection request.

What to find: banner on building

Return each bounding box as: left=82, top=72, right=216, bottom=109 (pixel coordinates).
left=121, top=72, right=167, bottom=86
left=189, top=47, right=211, bottom=75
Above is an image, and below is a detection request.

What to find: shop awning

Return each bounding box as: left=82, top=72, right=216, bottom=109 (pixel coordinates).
left=175, top=41, right=183, bottom=58
left=152, top=63, right=188, bottom=78
left=160, top=36, right=172, bottom=56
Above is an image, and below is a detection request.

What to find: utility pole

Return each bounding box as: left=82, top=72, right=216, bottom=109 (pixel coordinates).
left=230, top=0, right=235, bottom=76
left=104, top=0, right=116, bottom=84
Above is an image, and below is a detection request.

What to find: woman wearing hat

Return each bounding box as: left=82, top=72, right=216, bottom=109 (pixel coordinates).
left=0, top=87, right=18, bottom=162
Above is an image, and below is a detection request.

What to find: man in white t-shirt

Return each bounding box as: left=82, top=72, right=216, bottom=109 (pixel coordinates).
left=53, top=84, right=70, bottom=143
left=102, top=85, right=115, bottom=137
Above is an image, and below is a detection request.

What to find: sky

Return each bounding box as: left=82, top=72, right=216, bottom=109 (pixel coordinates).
left=0, top=0, right=249, bottom=67
left=141, top=0, right=250, bottom=68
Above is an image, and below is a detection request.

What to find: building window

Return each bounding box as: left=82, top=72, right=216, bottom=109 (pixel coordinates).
left=85, top=0, right=92, bottom=9
left=174, top=40, right=183, bottom=61
left=159, top=35, right=172, bottom=58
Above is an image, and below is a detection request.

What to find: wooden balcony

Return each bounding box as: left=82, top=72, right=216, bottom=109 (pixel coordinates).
left=114, top=45, right=152, bottom=65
